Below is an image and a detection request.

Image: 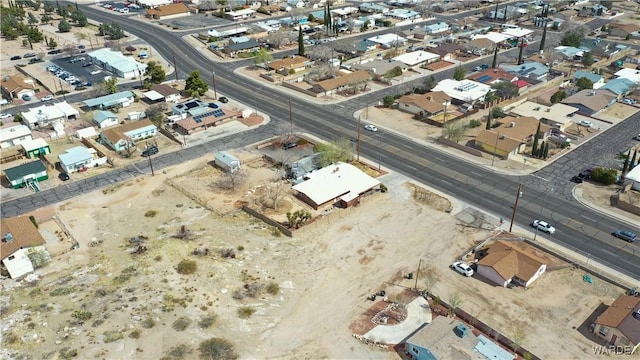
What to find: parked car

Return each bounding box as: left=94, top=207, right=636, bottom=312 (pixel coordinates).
left=635, top=134, right=640, bottom=141
left=578, top=120, right=593, bottom=128
left=219, top=96, right=229, bottom=103
left=0, top=113, right=12, bottom=119
left=10, top=55, right=21, bottom=60
left=474, top=64, right=489, bottom=71
left=90, top=70, right=102, bottom=75
left=451, top=261, right=474, bottom=277
left=78, top=45, right=86, bottom=49
left=531, top=220, right=556, bottom=234
left=141, top=146, right=159, bottom=157
left=119, top=7, right=129, bottom=13
left=22, top=94, right=31, bottom=101
left=613, top=230, right=637, bottom=243
left=82, top=62, right=92, bottom=67
left=571, top=175, right=584, bottom=183
left=47, top=49, right=62, bottom=54
left=47, top=65, right=59, bottom=72
left=41, top=95, right=54, bottom=102
left=58, top=172, right=70, bottom=181
left=364, top=124, right=378, bottom=132
left=621, top=98, right=637, bottom=105
left=23, top=52, right=36, bottom=58
left=282, top=142, right=298, bottom=150
left=28, top=58, right=41, bottom=64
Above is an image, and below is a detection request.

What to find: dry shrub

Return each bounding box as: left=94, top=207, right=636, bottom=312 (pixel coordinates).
left=198, top=314, right=217, bottom=329
left=237, top=306, right=255, bottom=319
left=177, top=259, right=197, bottom=275
left=266, top=282, right=280, bottom=295
left=198, top=338, right=238, bottom=360
left=172, top=316, right=192, bottom=331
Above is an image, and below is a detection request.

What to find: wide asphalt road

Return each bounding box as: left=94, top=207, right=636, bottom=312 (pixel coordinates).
left=4, top=5, right=640, bottom=281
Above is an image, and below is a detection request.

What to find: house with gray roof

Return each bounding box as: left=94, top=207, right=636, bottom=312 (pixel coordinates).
left=83, top=91, right=135, bottom=110
left=224, top=39, right=260, bottom=56
left=600, top=78, right=636, bottom=97
left=59, top=146, right=103, bottom=174
left=352, top=60, right=406, bottom=79
left=88, top=48, right=147, bottom=79
left=359, top=2, right=389, bottom=13
left=3, top=160, right=48, bottom=189
left=424, top=22, right=449, bottom=34
left=499, top=62, right=548, bottom=81
left=561, top=89, right=617, bottom=115
left=93, top=110, right=119, bottom=128
left=572, top=71, right=604, bottom=87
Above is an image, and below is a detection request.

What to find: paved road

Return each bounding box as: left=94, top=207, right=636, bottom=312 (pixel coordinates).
left=4, top=4, right=640, bottom=280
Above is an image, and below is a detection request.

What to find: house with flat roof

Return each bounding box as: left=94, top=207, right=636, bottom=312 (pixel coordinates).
left=225, top=8, right=255, bottom=20
left=405, top=316, right=515, bottom=360
left=476, top=240, right=547, bottom=288
left=1, top=74, right=36, bottom=100
left=21, top=138, right=50, bottom=159
left=1, top=216, right=48, bottom=279
left=58, top=146, right=103, bottom=173
left=386, top=8, right=420, bottom=20
left=501, top=27, right=534, bottom=39
left=143, top=83, right=181, bottom=103
left=593, top=294, right=640, bottom=353
left=214, top=151, right=241, bottom=173
left=83, top=91, right=135, bottom=110
left=146, top=3, right=191, bottom=20
left=509, top=101, right=578, bottom=132
left=100, top=119, right=157, bottom=152
left=2, top=160, right=48, bottom=189
left=393, top=51, right=440, bottom=68
left=608, top=22, right=640, bottom=39
left=359, top=2, right=389, bottom=13
left=432, top=79, right=491, bottom=105
left=396, top=91, right=451, bottom=118
left=93, top=110, right=119, bottom=128
left=625, top=164, right=640, bottom=191
left=292, top=162, right=380, bottom=209
left=21, top=101, right=79, bottom=129
left=561, top=89, right=617, bottom=115
left=499, top=62, right=549, bottom=81
left=475, top=116, right=550, bottom=159
left=471, top=32, right=512, bottom=46
left=614, top=68, right=640, bottom=85
left=88, top=48, right=147, bottom=79
left=367, top=34, right=407, bottom=49
left=0, top=124, right=32, bottom=148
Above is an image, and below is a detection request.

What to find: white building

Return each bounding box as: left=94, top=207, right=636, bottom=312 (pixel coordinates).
left=21, top=101, right=79, bottom=129
left=432, top=79, right=491, bottom=105
left=625, top=164, right=640, bottom=191
left=58, top=146, right=106, bottom=174
left=138, top=0, right=172, bottom=6
left=614, top=68, right=640, bottom=85
left=393, top=50, right=440, bottom=68
left=367, top=33, right=407, bottom=49
left=501, top=27, right=534, bottom=39
left=0, top=125, right=32, bottom=148
left=471, top=32, right=512, bottom=44
left=88, top=48, right=148, bottom=79
left=225, top=8, right=256, bottom=20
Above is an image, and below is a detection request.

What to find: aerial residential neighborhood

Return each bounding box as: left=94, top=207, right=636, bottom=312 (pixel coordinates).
left=1, top=0, right=640, bottom=359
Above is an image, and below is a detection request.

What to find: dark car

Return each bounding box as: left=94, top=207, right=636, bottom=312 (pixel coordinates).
left=219, top=96, right=229, bottom=103
left=29, top=58, right=41, bottom=64
left=58, top=172, right=70, bottom=181
left=141, top=146, right=159, bottom=157
left=10, top=55, right=21, bottom=60
left=613, top=230, right=637, bottom=243
left=282, top=142, right=298, bottom=150
left=78, top=45, right=86, bottom=49
left=82, top=62, right=92, bottom=67
left=571, top=176, right=583, bottom=184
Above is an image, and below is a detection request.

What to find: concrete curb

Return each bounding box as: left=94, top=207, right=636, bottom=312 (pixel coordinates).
left=572, top=185, right=639, bottom=228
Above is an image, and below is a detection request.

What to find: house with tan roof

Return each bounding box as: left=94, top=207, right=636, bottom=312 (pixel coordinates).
left=1, top=216, right=48, bottom=279
left=593, top=294, right=640, bottom=352
left=608, top=22, right=640, bottom=39
left=146, top=3, right=191, bottom=20
left=467, top=38, right=496, bottom=55
left=99, top=119, right=157, bottom=152
left=1, top=74, right=36, bottom=100
left=143, top=83, right=181, bottom=103
left=267, top=56, right=312, bottom=74
left=475, top=116, right=550, bottom=159
left=396, top=91, right=451, bottom=118
left=561, top=89, right=617, bottom=116
left=509, top=101, right=579, bottom=132
left=312, top=71, right=372, bottom=95
left=476, top=240, right=547, bottom=288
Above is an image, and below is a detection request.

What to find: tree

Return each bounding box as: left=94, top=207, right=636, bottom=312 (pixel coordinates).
left=490, top=107, right=505, bottom=119
left=147, top=104, right=166, bottom=127
left=561, top=29, right=584, bottom=47
left=27, top=12, right=38, bottom=25
left=453, top=66, right=465, bottom=81
left=383, top=95, right=396, bottom=107
left=590, top=167, right=617, bottom=185
left=43, top=1, right=55, bottom=13
left=262, top=180, right=288, bottom=211
left=492, top=47, right=499, bottom=68
left=622, top=150, right=631, bottom=174
left=107, top=22, right=125, bottom=40
left=103, top=77, right=118, bottom=94
left=576, top=76, right=593, bottom=90
left=266, top=30, right=290, bottom=49
left=550, top=90, right=567, bottom=104
left=491, top=81, right=519, bottom=98
left=443, top=121, right=467, bottom=143
left=447, top=292, right=463, bottom=317
left=486, top=110, right=492, bottom=129
left=539, top=23, right=547, bottom=53
left=144, top=61, right=166, bottom=88
left=581, top=52, right=594, bottom=67
left=315, top=137, right=354, bottom=167
left=41, top=13, right=53, bottom=24
left=198, top=338, right=238, bottom=360
left=58, top=19, right=71, bottom=32
left=185, top=70, right=208, bottom=97
left=72, top=9, right=88, bottom=27
left=531, top=120, right=541, bottom=156
left=297, top=26, right=304, bottom=56
left=214, top=169, right=247, bottom=191
left=253, top=48, right=272, bottom=66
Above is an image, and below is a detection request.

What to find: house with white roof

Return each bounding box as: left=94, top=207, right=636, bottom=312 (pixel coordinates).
left=614, top=68, right=640, bottom=85
left=424, top=22, right=449, bottom=34
left=292, top=162, right=380, bottom=210
left=367, top=33, right=407, bottom=49
left=88, top=48, right=148, bottom=79
left=386, top=8, right=420, bottom=20
left=501, top=27, right=534, bottom=39
left=21, top=101, right=79, bottom=129
left=359, top=2, right=389, bottom=14
left=21, top=138, right=51, bottom=159
left=225, top=8, right=255, bottom=20
left=471, top=32, right=512, bottom=45
left=58, top=146, right=105, bottom=173
left=0, top=124, right=32, bottom=148
left=93, top=110, right=119, bottom=128
left=393, top=50, right=440, bottom=68
left=432, top=79, right=491, bottom=105
left=625, top=164, right=640, bottom=191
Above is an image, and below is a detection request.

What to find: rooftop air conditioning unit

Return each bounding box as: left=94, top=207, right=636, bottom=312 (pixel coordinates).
left=509, top=122, right=516, bottom=127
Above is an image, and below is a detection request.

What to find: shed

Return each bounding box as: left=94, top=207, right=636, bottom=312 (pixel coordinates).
left=21, top=138, right=51, bottom=159
left=3, top=160, right=48, bottom=189
left=214, top=151, right=241, bottom=173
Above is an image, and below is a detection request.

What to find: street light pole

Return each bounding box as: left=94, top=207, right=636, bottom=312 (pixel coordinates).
left=212, top=70, right=218, bottom=100
left=533, top=187, right=553, bottom=241
left=509, top=183, right=523, bottom=233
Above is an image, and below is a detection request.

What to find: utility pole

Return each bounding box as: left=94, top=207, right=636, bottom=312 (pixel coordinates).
left=146, top=142, right=155, bottom=176
left=289, top=98, right=293, bottom=134
left=509, top=183, right=523, bottom=232
left=357, top=115, right=361, bottom=162
left=172, top=52, right=178, bottom=81
left=414, top=258, right=421, bottom=290
left=212, top=70, right=218, bottom=100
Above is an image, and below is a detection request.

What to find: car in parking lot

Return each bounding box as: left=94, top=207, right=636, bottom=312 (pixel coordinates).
left=41, top=95, right=54, bottom=102
left=58, top=172, right=70, bottom=181
left=119, top=7, right=129, bottom=13
left=90, top=70, right=102, bottom=75
left=578, top=120, right=592, bottom=128
left=364, top=124, right=378, bottom=132
left=570, top=175, right=584, bottom=183
left=47, top=65, right=59, bottom=72
left=47, top=49, right=62, bottom=55
left=613, top=230, right=637, bottom=243
left=10, top=55, right=21, bottom=60
left=531, top=220, right=556, bottom=234
left=141, top=146, right=159, bottom=157
left=82, top=62, right=92, bottom=67
left=0, top=113, right=12, bottom=119
left=282, top=142, right=298, bottom=150
left=23, top=52, right=36, bottom=58
left=451, top=261, right=474, bottom=277
left=474, top=64, right=489, bottom=71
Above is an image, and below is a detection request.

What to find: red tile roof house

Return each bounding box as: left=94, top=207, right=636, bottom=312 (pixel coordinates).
left=593, top=294, right=640, bottom=352
left=1, top=216, right=48, bottom=279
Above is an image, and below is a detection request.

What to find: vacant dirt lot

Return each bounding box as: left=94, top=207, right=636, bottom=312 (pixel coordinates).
left=0, top=150, right=625, bottom=360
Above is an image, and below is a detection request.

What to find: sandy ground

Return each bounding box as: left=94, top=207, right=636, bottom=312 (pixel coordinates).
left=0, top=144, right=628, bottom=360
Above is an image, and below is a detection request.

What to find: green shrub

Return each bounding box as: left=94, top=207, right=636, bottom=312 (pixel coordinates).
left=59, top=347, right=78, bottom=359
left=72, top=310, right=93, bottom=321
left=141, top=317, right=156, bottom=329
left=144, top=210, right=158, bottom=217
left=380, top=184, right=388, bottom=193
left=129, top=329, right=141, bottom=339
left=266, top=282, right=280, bottom=295
left=177, top=259, right=197, bottom=275
left=237, top=306, right=255, bottom=319
left=172, top=317, right=192, bottom=331
left=167, top=344, right=191, bottom=358
left=50, top=287, right=74, bottom=296
left=103, top=330, right=124, bottom=343
left=468, top=119, right=482, bottom=128
left=198, top=338, right=238, bottom=360
left=237, top=245, right=244, bottom=251
left=590, top=167, right=617, bottom=185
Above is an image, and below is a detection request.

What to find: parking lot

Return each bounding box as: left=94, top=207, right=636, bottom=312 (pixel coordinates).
left=46, top=55, right=117, bottom=89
